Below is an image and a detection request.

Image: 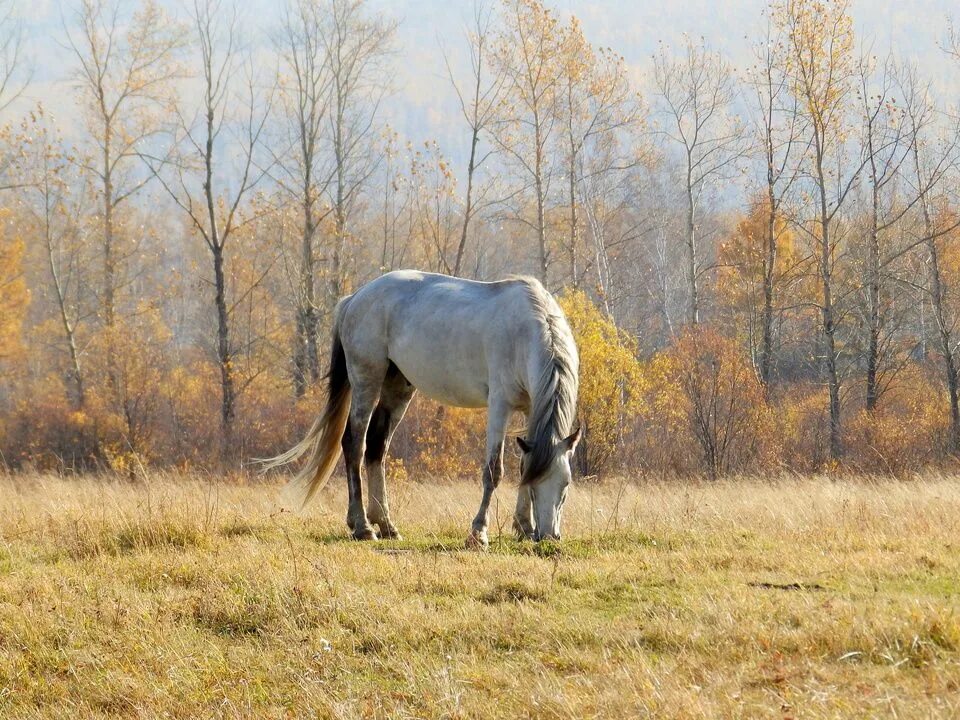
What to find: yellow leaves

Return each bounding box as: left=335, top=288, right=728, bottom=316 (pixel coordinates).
left=717, top=193, right=805, bottom=316
left=775, top=0, right=855, bottom=133
left=0, top=219, right=29, bottom=361
left=409, top=402, right=487, bottom=480
left=559, top=288, right=644, bottom=472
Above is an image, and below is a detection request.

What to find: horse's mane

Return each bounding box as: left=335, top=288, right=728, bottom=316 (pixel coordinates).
left=514, top=277, right=579, bottom=484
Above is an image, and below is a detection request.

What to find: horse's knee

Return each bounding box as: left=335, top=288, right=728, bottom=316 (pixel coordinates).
left=483, top=459, right=503, bottom=490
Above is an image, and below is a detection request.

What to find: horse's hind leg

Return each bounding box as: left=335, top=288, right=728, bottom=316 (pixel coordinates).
left=341, top=372, right=382, bottom=541
left=365, top=363, right=415, bottom=540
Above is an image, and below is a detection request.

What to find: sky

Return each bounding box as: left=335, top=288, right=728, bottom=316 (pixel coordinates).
left=9, top=0, right=960, bottom=166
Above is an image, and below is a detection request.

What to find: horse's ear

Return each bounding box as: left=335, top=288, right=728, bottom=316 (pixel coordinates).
left=564, top=425, right=582, bottom=452
left=516, top=437, right=532, bottom=454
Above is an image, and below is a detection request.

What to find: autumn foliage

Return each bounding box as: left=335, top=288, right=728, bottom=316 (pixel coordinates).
left=2, top=0, right=960, bottom=482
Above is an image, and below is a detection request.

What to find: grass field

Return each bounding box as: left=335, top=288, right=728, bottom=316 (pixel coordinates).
left=0, top=473, right=958, bottom=718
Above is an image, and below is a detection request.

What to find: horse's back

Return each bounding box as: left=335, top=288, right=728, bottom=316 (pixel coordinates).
left=339, top=271, right=541, bottom=407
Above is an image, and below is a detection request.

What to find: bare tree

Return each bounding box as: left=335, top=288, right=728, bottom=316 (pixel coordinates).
left=855, top=52, right=920, bottom=410
left=745, top=16, right=807, bottom=385
left=559, top=18, right=645, bottom=289
left=898, top=58, right=960, bottom=450
left=21, top=117, right=92, bottom=410
left=64, top=0, right=183, bottom=332
left=377, top=128, right=415, bottom=271
left=778, top=0, right=863, bottom=460
left=653, top=36, right=747, bottom=326
left=318, top=0, right=396, bottom=305
left=274, top=0, right=334, bottom=397
left=443, top=1, right=505, bottom=277
left=493, top=0, right=565, bottom=285
left=143, top=0, right=273, bottom=454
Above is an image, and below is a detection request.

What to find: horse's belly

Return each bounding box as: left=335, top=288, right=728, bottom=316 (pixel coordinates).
left=388, top=346, right=489, bottom=409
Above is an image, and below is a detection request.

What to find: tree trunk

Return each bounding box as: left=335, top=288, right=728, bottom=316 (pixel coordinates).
left=102, top=122, right=116, bottom=331
left=331, top=100, right=346, bottom=304
left=534, top=121, right=548, bottom=284
left=865, top=135, right=881, bottom=411
left=44, top=210, right=85, bottom=411
left=213, top=244, right=235, bottom=453
left=294, top=194, right=320, bottom=398
left=454, top=123, right=479, bottom=278
left=912, top=143, right=958, bottom=451
left=204, top=96, right=234, bottom=455
left=865, top=221, right=881, bottom=412
left=928, top=236, right=960, bottom=453
left=815, top=140, right=842, bottom=460
left=102, top=123, right=119, bottom=401
left=759, top=188, right=776, bottom=386
left=568, top=143, right=579, bottom=288
left=922, top=204, right=960, bottom=452
left=685, top=176, right=699, bottom=326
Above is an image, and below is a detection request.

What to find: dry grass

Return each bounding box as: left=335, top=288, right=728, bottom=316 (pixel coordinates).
left=0, top=472, right=959, bottom=718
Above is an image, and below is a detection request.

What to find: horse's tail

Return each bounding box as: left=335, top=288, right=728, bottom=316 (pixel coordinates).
left=263, top=297, right=352, bottom=509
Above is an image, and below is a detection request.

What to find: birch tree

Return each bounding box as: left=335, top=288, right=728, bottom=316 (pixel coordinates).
left=65, top=0, right=183, bottom=333
left=653, top=36, right=746, bottom=326
left=443, top=0, right=505, bottom=277
left=493, top=0, right=565, bottom=285
left=745, top=15, right=806, bottom=385
left=777, top=0, right=861, bottom=460
left=274, top=0, right=334, bottom=397
left=559, top=17, right=644, bottom=289
left=317, top=0, right=395, bottom=305
left=143, top=0, right=273, bottom=455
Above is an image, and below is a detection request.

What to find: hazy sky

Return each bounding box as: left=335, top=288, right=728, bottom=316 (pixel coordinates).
left=11, top=0, right=960, bottom=163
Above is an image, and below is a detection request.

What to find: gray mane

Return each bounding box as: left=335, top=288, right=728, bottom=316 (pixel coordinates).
left=516, top=277, right=579, bottom=484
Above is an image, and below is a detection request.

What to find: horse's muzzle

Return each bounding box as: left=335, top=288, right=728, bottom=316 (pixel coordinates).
left=534, top=532, right=561, bottom=542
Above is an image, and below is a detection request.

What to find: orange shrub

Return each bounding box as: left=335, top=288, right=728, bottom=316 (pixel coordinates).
left=1, top=374, right=101, bottom=471
left=772, top=384, right=831, bottom=472
left=644, top=328, right=774, bottom=479
left=157, top=361, right=221, bottom=467
left=844, top=366, right=949, bottom=474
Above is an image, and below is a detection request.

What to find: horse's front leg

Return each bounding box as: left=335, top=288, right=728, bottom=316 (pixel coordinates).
left=513, top=485, right=536, bottom=540
left=466, top=398, right=509, bottom=550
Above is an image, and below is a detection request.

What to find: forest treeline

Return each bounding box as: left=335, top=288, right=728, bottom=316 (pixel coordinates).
left=1, top=0, right=960, bottom=479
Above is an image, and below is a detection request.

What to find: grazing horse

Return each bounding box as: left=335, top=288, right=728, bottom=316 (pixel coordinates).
left=267, top=270, right=580, bottom=547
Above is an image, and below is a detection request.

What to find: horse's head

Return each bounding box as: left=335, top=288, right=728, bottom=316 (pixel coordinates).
left=516, top=426, right=581, bottom=541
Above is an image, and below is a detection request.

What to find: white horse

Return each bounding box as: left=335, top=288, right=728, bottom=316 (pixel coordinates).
left=267, top=270, right=580, bottom=547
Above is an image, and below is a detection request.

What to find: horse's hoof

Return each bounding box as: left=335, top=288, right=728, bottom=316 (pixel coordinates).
left=465, top=530, right=489, bottom=551
left=378, top=526, right=403, bottom=541
left=352, top=526, right=379, bottom=541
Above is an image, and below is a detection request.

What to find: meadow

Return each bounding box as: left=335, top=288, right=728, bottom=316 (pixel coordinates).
left=0, top=473, right=958, bottom=718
